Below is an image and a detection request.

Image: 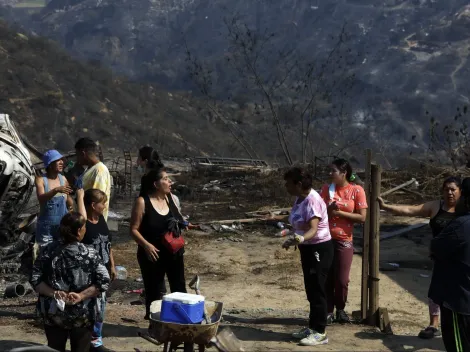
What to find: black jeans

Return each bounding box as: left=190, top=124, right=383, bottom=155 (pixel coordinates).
left=137, top=246, right=187, bottom=317
left=44, top=324, right=91, bottom=352
left=299, top=240, right=334, bottom=334
left=441, top=305, right=470, bottom=352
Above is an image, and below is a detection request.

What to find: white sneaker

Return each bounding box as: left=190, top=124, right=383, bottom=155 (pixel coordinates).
left=299, top=331, right=328, bottom=346
left=292, top=327, right=312, bottom=340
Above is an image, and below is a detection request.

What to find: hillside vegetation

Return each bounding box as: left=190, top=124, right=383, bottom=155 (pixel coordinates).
left=0, top=20, right=271, bottom=157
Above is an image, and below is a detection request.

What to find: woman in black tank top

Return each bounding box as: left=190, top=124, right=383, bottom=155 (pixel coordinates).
left=377, top=176, right=462, bottom=339
left=130, top=167, right=187, bottom=319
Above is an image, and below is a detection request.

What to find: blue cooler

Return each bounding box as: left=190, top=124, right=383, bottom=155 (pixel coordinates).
left=160, top=292, right=205, bottom=324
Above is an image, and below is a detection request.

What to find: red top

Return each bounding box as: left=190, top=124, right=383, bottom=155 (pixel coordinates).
left=320, top=183, right=368, bottom=242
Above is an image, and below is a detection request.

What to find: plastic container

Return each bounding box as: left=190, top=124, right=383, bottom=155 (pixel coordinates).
left=115, top=266, right=127, bottom=280
left=275, top=229, right=291, bottom=237
left=161, top=292, right=205, bottom=324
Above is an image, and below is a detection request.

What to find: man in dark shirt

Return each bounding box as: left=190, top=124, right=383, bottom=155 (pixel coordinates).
left=429, top=177, right=470, bottom=352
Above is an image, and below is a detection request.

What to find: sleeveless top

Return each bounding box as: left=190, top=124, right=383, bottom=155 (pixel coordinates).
left=429, top=201, right=456, bottom=238
left=36, top=174, right=68, bottom=245
left=139, top=195, right=172, bottom=249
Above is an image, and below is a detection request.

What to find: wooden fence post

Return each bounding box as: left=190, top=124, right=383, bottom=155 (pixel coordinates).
left=368, top=163, right=381, bottom=325
left=361, top=149, right=372, bottom=321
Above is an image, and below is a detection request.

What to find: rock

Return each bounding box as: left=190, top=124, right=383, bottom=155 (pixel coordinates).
left=228, top=205, right=237, bottom=210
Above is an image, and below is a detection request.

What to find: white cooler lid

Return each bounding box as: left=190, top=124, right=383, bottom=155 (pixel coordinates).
left=163, top=292, right=205, bottom=304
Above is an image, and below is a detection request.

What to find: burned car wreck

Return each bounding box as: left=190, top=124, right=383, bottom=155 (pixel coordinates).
left=0, top=114, right=36, bottom=244
left=0, top=114, right=38, bottom=296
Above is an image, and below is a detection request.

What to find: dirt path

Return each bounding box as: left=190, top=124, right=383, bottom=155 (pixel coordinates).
left=0, top=221, right=445, bottom=351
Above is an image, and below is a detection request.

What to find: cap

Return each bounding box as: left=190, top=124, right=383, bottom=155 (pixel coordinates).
left=42, top=150, right=64, bottom=168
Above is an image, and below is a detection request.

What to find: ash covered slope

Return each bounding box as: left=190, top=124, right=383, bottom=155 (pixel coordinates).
left=0, top=20, right=263, bottom=156
left=2, top=0, right=470, bottom=157
left=11, top=0, right=470, bottom=105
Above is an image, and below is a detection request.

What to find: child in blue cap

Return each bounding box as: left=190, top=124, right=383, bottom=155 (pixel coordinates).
left=34, top=150, right=74, bottom=260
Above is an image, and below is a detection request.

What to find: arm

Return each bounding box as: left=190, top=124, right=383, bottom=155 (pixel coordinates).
left=69, top=254, right=111, bottom=304
left=378, top=198, right=436, bottom=218
left=35, top=177, right=72, bottom=204
left=302, top=217, right=319, bottom=241
left=130, top=197, right=159, bottom=261
left=76, top=189, right=87, bottom=220
left=334, top=208, right=367, bottom=223
left=64, top=178, right=74, bottom=211
left=333, top=186, right=368, bottom=223
left=109, top=248, right=116, bottom=281
left=30, top=247, right=68, bottom=300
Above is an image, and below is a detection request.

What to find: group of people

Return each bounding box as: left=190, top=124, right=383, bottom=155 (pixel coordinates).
left=31, top=138, right=113, bottom=352
left=28, top=139, right=470, bottom=352
left=29, top=141, right=188, bottom=352
left=278, top=163, right=470, bottom=351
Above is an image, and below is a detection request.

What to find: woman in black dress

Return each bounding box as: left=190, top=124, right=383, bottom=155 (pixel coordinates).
left=130, top=167, right=187, bottom=319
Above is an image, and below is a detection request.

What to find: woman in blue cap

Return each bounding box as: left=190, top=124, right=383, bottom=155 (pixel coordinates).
left=34, top=150, right=74, bottom=260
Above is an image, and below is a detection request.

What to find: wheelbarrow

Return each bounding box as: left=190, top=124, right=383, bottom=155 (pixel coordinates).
left=140, top=299, right=225, bottom=352
left=139, top=276, right=244, bottom=352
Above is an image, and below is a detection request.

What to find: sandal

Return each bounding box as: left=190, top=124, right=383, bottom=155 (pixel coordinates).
left=418, top=326, right=441, bottom=339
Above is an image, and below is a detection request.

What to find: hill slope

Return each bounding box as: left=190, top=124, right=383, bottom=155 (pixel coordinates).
left=0, top=20, right=276, bottom=157
left=1, top=0, right=469, bottom=161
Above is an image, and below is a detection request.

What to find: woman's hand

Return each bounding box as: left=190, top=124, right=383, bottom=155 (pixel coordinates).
left=282, top=237, right=297, bottom=250
left=54, top=290, right=68, bottom=300
left=377, top=197, right=385, bottom=209
left=327, top=201, right=339, bottom=212
left=144, top=243, right=159, bottom=261
left=76, top=188, right=85, bottom=199
left=67, top=292, right=83, bottom=305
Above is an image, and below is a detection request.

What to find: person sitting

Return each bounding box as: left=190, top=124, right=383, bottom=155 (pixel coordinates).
left=30, top=212, right=110, bottom=352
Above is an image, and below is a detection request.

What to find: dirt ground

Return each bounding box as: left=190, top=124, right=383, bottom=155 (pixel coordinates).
left=0, top=167, right=447, bottom=352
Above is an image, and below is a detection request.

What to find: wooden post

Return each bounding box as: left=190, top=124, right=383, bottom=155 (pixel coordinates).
left=360, top=149, right=372, bottom=321
left=368, top=163, right=381, bottom=326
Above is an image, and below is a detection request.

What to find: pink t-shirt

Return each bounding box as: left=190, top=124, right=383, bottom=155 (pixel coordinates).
left=289, top=189, right=332, bottom=245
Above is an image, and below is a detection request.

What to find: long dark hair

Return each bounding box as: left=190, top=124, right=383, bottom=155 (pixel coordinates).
left=456, top=177, right=470, bottom=215
left=59, top=212, right=86, bottom=244
left=442, top=176, right=462, bottom=190
left=139, top=146, right=163, bottom=169
left=332, top=158, right=353, bottom=181
left=143, top=167, right=167, bottom=194
left=283, top=167, right=313, bottom=190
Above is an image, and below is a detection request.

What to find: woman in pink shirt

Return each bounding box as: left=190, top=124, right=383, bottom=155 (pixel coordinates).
left=276, top=167, right=333, bottom=347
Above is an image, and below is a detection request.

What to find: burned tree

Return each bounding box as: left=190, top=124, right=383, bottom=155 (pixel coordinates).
left=185, top=17, right=366, bottom=165
left=427, top=106, right=469, bottom=170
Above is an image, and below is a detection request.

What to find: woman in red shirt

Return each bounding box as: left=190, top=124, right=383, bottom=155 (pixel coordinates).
left=320, top=158, right=368, bottom=324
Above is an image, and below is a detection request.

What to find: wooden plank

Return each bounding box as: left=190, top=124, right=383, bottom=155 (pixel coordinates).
left=209, top=218, right=265, bottom=224
left=380, top=178, right=416, bottom=197
left=368, top=163, right=381, bottom=326
left=380, top=221, right=428, bottom=241
left=361, top=149, right=372, bottom=321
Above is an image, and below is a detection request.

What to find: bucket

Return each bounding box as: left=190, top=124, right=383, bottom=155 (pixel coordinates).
left=4, top=283, right=26, bottom=298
